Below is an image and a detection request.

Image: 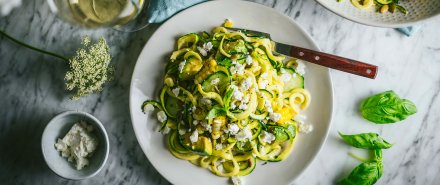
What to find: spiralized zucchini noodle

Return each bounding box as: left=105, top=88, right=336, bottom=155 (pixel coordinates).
left=338, top=0, right=408, bottom=14
left=142, top=24, right=311, bottom=178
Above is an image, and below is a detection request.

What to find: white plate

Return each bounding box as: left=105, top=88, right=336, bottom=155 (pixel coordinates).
left=316, top=0, right=440, bottom=28
left=129, top=1, right=333, bottom=185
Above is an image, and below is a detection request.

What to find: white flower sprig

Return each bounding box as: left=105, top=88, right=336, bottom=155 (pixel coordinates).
left=65, top=36, right=114, bottom=100
left=0, top=30, right=114, bottom=100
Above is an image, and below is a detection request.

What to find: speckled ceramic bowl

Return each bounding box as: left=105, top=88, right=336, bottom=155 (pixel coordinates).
left=41, top=111, right=109, bottom=180
left=316, top=0, right=440, bottom=27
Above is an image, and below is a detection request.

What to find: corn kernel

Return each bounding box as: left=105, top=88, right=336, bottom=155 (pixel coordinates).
left=380, top=5, right=389, bottom=14
left=224, top=19, right=234, bottom=28
left=276, top=106, right=297, bottom=124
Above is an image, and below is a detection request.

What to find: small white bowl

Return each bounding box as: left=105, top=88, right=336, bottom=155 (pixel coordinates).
left=41, top=110, right=110, bottom=180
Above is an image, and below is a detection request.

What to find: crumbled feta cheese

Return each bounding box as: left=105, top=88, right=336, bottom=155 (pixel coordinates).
left=269, top=113, right=281, bottom=122
left=172, top=87, right=180, bottom=97
left=230, top=60, right=245, bottom=75
left=227, top=124, right=240, bottom=135
left=203, top=42, right=213, bottom=51
left=259, top=80, right=269, bottom=89
left=240, top=77, right=253, bottom=91
left=294, top=114, right=307, bottom=123
left=260, top=146, right=266, bottom=155
left=231, top=103, right=237, bottom=109
left=298, top=122, right=313, bottom=134
left=231, top=176, right=243, bottom=185
left=216, top=143, right=223, bottom=150
left=281, top=73, right=292, bottom=82
left=260, top=131, right=276, bottom=144
left=218, top=164, right=226, bottom=173
left=197, top=46, right=208, bottom=56
left=238, top=101, right=248, bottom=110
left=214, top=159, right=223, bottom=166
left=246, top=55, right=253, bottom=65
left=231, top=85, right=244, bottom=101
left=157, top=111, right=167, bottom=123
left=190, top=130, right=199, bottom=143
left=54, top=121, right=98, bottom=170
left=178, top=128, right=187, bottom=135
left=143, top=104, right=154, bottom=113
left=243, top=95, right=250, bottom=103
left=295, top=60, right=306, bottom=76
left=237, top=95, right=250, bottom=110
left=211, top=78, right=220, bottom=85
left=162, top=127, right=170, bottom=134
left=178, top=60, right=186, bottom=73
left=235, top=127, right=252, bottom=142
left=200, top=121, right=212, bottom=133
left=260, top=72, right=268, bottom=78
left=264, top=98, right=273, bottom=113
left=193, top=120, right=199, bottom=125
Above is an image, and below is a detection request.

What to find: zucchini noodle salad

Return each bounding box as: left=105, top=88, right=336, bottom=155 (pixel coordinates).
left=142, top=21, right=313, bottom=182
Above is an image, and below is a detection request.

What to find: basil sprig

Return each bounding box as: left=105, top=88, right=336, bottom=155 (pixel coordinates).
left=338, top=132, right=392, bottom=149
left=360, top=91, right=417, bottom=124
left=340, top=160, right=383, bottom=185
left=339, top=133, right=391, bottom=185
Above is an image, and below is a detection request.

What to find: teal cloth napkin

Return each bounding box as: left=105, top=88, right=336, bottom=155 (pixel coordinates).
left=148, top=0, right=207, bottom=23
left=395, top=26, right=421, bottom=37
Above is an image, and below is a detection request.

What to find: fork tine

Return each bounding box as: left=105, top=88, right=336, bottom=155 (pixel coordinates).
left=227, top=27, right=271, bottom=38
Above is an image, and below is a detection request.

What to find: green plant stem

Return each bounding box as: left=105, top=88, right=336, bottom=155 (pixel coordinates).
left=348, top=152, right=368, bottom=162
left=0, top=29, right=69, bottom=62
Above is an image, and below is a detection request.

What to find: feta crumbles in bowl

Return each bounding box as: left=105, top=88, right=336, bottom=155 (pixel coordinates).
left=41, top=111, right=109, bottom=180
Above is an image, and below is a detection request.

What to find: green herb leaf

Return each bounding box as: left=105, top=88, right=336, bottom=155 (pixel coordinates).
left=218, top=57, right=233, bottom=68
left=339, top=161, right=383, bottom=185
left=374, top=149, right=382, bottom=162
left=223, top=88, right=234, bottom=110
left=360, top=90, right=417, bottom=124
left=338, top=132, right=392, bottom=149
left=205, top=105, right=226, bottom=121
left=267, top=126, right=289, bottom=142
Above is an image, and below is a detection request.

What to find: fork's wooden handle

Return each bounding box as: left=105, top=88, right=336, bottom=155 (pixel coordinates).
left=289, top=46, right=378, bottom=79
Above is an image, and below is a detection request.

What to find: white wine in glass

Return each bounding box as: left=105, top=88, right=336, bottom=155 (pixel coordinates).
left=47, top=0, right=149, bottom=30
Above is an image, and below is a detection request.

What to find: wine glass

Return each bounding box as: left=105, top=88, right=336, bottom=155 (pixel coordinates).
left=46, top=0, right=150, bottom=31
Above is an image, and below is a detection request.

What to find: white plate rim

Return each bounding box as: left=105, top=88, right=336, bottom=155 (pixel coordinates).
left=129, top=1, right=334, bottom=184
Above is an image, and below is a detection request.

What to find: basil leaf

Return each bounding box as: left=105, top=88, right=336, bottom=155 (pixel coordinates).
left=360, top=90, right=417, bottom=124
left=338, top=132, right=392, bottom=149
left=205, top=105, right=226, bottom=124
left=223, top=88, right=234, bottom=110
left=374, top=149, right=382, bottom=162
left=339, top=161, right=383, bottom=185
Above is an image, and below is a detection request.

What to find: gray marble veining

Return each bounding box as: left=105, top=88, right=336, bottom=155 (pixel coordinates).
left=1, top=0, right=439, bottom=185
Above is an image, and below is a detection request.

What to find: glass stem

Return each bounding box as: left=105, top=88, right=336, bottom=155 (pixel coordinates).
left=0, top=29, right=69, bottom=62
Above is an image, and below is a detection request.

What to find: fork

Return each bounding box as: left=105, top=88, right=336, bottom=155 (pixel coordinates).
left=228, top=28, right=378, bottom=79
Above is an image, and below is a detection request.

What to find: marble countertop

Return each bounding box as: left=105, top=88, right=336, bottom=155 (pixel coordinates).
left=1, top=0, right=439, bottom=184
